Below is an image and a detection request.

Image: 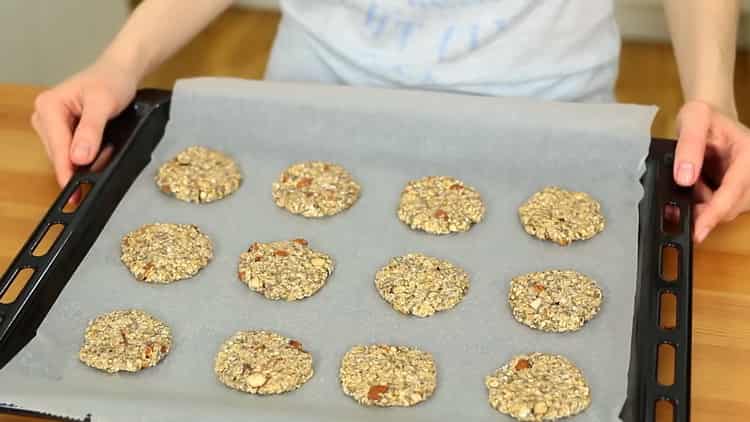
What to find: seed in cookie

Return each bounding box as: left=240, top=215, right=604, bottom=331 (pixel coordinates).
left=518, top=186, right=605, bottom=245
left=79, top=309, right=172, bottom=374
left=155, top=146, right=242, bottom=204
left=485, top=353, right=591, bottom=421
left=339, top=344, right=437, bottom=407
left=120, top=223, right=213, bottom=283
left=375, top=253, right=469, bottom=317
left=508, top=270, right=603, bottom=333
left=272, top=161, right=360, bottom=218
left=397, top=176, right=485, bottom=235
left=214, top=330, right=314, bottom=395
left=238, top=239, right=334, bottom=301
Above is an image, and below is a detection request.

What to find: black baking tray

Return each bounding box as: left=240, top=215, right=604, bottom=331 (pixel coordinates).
left=0, top=90, right=693, bottom=422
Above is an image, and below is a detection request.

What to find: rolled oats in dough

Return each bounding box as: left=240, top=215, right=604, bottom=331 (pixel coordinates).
left=155, top=146, right=242, bottom=203
left=272, top=161, right=361, bottom=218
left=79, top=309, right=172, bottom=374
left=518, top=186, right=605, bottom=245
left=237, top=239, right=334, bottom=301
left=397, top=176, right=485, bottom=235
left=485, top=353, right=591, bottom=421
left=120, top=223, right=213, bottom=284
left=508, top=270, right=603, bottom=333
left=339, top=344, right=437, bottom=407
left=214, top=330, right=314, bottom=395
left=375, top=253, right=469, bottom=317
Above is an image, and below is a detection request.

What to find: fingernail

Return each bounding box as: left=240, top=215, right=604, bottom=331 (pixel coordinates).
left=73, top=145, right=90, bottom=162
left=695, top=226, right=709, bottom=243
left=676, top=163, right=694, bottom=186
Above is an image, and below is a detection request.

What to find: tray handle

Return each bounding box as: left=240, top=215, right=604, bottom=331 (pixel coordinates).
left=0, top=89, right=171, bottom=370
left=621, top=138, right=693, bottom=422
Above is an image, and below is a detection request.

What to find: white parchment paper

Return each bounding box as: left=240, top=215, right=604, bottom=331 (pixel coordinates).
left=0, top=78, right=656, bottom=422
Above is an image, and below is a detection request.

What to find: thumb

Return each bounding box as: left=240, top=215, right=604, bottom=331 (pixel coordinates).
left=70, top=92, right=116, bottom=166
left=674, top=101, right=711, bottom=187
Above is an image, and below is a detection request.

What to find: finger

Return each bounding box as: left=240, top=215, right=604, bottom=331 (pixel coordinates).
left=664, top=203, right=680, bottom=226
left=70, top=92, right=113, bottom=165
left=36, top=95, right=76, bottom=187
left=48, top=133, right=76, bottom=188
left=694, top=167, right=746, bottom=242
left=674, top=102, right=712, bottom=186
left=31, top=111, right=52, bottom=160
left=67, top=189, right=82, bottom=206
left=693, top=178, right=714, bottom=204
left=693, top=203, right=709, bottom=227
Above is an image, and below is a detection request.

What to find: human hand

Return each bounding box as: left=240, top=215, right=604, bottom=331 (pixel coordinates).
left=31, top=56, right=138, bottom=187
left=673, top=100, right=750, bottom=243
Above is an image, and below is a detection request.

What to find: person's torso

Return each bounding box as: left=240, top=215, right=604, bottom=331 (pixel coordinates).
left=275, top=0, right=620, bottom=101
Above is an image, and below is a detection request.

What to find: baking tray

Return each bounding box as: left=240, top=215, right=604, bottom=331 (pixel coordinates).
left=0, top=86, right=692, bottom=421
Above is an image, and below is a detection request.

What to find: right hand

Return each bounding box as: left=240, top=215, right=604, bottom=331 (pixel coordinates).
left=673, top=101, right=750, bottom=242
left=31, top=57, right=138, bottom=187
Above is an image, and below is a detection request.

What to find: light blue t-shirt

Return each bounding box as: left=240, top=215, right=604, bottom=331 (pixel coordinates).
left=266, top=1, right=620, bottom=102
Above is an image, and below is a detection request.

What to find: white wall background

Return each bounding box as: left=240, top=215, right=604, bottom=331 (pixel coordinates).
left=0, top=1, right=130, bottom=85
left=1, top=0, right=748, bottom=85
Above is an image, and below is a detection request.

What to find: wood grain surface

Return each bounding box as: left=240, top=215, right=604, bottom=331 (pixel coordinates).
left=1, top=7, right=748, bottom=422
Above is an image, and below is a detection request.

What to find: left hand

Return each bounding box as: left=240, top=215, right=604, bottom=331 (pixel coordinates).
left=674, top=100, right=750, bottom=243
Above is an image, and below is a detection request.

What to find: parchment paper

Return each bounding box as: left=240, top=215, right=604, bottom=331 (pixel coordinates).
left=0, top=78, right=656, bottom=422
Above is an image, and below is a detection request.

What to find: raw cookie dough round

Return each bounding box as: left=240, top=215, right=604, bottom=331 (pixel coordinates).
left=155, top=146, right=242, bottom=204
left=508, top=270, right=603, bottom=333
left=121, top=223, right=213, bottom=284
left=272, top=161, right=361, bottom=218
left=375, top=253, right=469, bottom=317
left=485, top=353, right=591, bottom=421
left=339, top=344, right=437, bottom=407
left=79, top=309, right=172, bottom=374
left=238, top=239, right=334, bottom=301
left=518, top=186, right=605, bottom=245
left=397, top=176, right=485, bottom=235
left=214, top=330, right=314, bottom=395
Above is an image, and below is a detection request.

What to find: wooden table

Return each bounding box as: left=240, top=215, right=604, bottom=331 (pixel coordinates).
left=0, top=84, right=748, bottom=422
